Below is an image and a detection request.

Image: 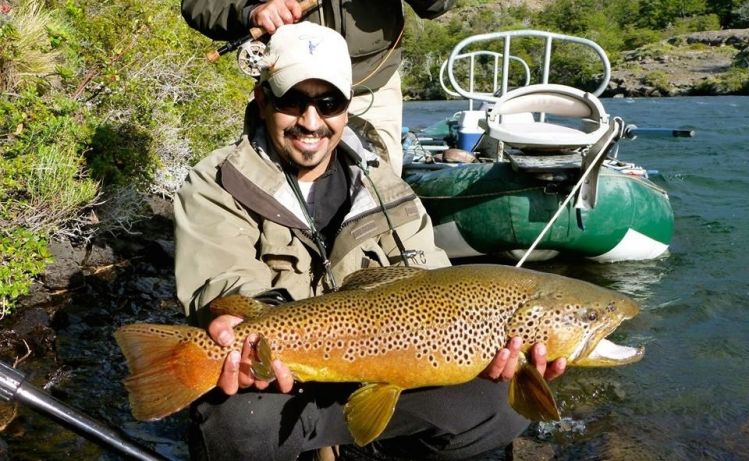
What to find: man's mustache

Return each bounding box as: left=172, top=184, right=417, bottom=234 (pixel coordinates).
left=284, top=125, right=333, bottom=139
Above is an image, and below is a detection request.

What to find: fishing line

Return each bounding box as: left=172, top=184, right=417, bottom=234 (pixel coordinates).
left=515, top=120, right=622, bottom=268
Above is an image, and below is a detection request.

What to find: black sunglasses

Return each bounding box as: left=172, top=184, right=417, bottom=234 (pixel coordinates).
left=263, top=85, right=350, bottom=118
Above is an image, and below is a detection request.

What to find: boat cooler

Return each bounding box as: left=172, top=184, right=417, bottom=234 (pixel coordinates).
left=456, top=110, right=486, bottom=152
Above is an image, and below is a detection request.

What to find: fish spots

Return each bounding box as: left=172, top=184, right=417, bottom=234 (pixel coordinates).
left=208, top=265, right=634, bottom=382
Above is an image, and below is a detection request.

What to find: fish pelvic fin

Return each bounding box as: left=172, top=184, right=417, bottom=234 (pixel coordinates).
left=250, top=335, right=275, bottom=381
left=209, top=294, right=272, bottom=321
left=114, top=324, right=223, bottom=421
left=340, top=266, right=425, bottom=291
left=344, top=383, right=403, bottom=446
left=508, top=361, right=561, bottom=422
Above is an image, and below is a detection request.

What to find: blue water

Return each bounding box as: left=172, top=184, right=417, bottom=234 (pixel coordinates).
left=405, top=97, right=749, bottom=459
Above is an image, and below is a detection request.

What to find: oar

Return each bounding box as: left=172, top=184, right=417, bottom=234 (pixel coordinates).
left=625, top=125, right=696, bottom=138
left=0, top=361, right=167, bottom=461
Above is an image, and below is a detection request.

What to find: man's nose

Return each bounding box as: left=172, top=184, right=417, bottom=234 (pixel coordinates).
left=297, top=104, right=322, bottom=130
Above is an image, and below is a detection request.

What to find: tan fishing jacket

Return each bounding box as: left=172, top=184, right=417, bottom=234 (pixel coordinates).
left=174, top=106, right=449, bottom=324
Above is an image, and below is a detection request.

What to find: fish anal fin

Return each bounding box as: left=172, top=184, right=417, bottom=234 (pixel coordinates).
left=341, top=267, right=425, bottom=291
left=114, top=324, right=223, bottom=421
left=344, top=383, right=403, bottom=446
left=209, top=294, right=271, bottom=321
left=508, top=362, right=561, bottom=422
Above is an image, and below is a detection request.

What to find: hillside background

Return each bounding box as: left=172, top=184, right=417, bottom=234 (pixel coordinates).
left=1, top=0, right=748, bottom=314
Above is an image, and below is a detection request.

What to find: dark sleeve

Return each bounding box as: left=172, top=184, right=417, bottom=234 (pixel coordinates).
left=181, top=0, right=259, bottom=41
left=404, top=0, right=456, bottom=19
left=254, top=289, right=293, bottom=305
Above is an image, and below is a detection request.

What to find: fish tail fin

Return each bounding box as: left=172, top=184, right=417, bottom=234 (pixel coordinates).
left=508, top=362, right=561, bottom=422
left=114, top=324, right=223, bottom=421
left=344, top=383, right=403, bottom=446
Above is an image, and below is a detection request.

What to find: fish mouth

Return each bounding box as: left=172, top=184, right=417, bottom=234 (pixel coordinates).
left=573, top=315, right=644, bottom=367
left=575, top=337, right=644, bottom=367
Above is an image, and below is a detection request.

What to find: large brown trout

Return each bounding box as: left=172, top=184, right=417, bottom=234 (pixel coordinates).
left=115, top=264, right=643, bottom=446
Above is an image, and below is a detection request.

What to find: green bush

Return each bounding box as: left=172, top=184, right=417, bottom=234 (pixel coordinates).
left=693, top=67, right=749, bottom=94
left=0, top=0, right=253, bottom=314
left=642, top=70, right=672, bottom=93
left=0, top=228, right=52, bottom=318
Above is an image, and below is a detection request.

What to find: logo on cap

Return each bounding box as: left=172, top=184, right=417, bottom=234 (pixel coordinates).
left=299, top=34, right=321, bottom=55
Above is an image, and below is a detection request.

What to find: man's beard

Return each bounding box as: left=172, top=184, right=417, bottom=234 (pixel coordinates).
left=284, top=124, right=334, bottom=162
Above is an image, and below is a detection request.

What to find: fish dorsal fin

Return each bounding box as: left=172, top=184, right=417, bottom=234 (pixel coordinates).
left=341, top=266, right=426, bottom=291
left=508, top=358, right=561, bottom=422
left=209, top=294, right=272, bottom=321
left=344, top=383, right=403, bottom=446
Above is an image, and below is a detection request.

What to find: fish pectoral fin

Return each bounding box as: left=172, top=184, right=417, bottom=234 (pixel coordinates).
left=250, top=336, right=276, bottom=381
left=209, top=294, right=271, bottom=321
left=340, top=267, right=425, bottom=291
left=344, top=383, right=403, bottom=446
left=508, top=363, right=561, bottom=422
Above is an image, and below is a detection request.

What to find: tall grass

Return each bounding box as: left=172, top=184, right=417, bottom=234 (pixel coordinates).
left=23, top=143, right=100, bottom=235
left=0, top=0, right=61, bottom=93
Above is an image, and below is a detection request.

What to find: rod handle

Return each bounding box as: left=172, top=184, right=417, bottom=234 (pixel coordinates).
left=206, top=0, right=320, bottom=62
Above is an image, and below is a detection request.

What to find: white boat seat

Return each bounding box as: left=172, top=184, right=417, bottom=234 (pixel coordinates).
left=482, top=84, right=610, bottom=150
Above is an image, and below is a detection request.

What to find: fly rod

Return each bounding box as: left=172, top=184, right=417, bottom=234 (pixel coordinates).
left=0, top=361, right=167, bottom=461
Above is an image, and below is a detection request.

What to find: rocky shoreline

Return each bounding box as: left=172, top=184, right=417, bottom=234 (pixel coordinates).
left=605, top=29, right=749, bottom=97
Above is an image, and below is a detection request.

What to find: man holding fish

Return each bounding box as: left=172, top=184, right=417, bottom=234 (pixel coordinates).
left=169, top=22, right=566, bottom=461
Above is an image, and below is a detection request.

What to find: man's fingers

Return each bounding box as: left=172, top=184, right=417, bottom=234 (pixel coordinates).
left=545, top=357, right=567, bottom=381
left=217, top=350, right=241, bottom=395
left=252, top=1, right=298, bottom=33
left=273, top=359, right=294, bottom=393
left=482, top=348, right=510, bottom=381
left=499, top=336, right=522, bottom=381
left=531, top=342, right=548, bottom=377
left=208, top=314, right=243, bottom=347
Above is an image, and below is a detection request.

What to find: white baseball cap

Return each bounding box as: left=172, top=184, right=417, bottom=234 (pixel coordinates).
left=260, top=22, right=352, bottom=98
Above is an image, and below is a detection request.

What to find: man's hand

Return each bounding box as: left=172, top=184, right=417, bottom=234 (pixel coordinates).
left=208, top=314, right=295, bottom=395
left=249, top=0, right=303, bottom=34
left=481, top=337, right=567, bottom=382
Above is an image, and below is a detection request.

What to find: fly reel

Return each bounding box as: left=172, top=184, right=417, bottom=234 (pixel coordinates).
left=237, top=40, right=267, bottom=78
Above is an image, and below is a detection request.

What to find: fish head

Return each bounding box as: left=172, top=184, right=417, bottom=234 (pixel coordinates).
left=507, top=275, right=644, bottom=367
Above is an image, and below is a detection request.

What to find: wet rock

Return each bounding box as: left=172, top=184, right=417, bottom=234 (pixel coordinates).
left=44, top=240, right=85, bottom=290
left=83, top=242, right=116, bottom=268
left=146, top=195, right=174, bottom=220
left=510, top=436, right=555, bottom=461
left=8, top=307, right=56, bottom=357
left=131, top=276, right=175, bottom=300
left=15, top=281, right=52, bottom=309
left=598, top=431, right=659, bottom=460
left=154, top=239, right=175, bottom=260
left=0, top=435, right=8, bottom=461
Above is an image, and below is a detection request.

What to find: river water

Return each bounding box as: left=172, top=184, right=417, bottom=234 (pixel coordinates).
left=405, top=96, right=749, bottom=459
left=4, top=96, right=749, bottom=460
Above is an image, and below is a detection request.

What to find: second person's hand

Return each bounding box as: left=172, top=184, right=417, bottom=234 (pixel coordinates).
left=249, top=0, right=303, bottom=34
